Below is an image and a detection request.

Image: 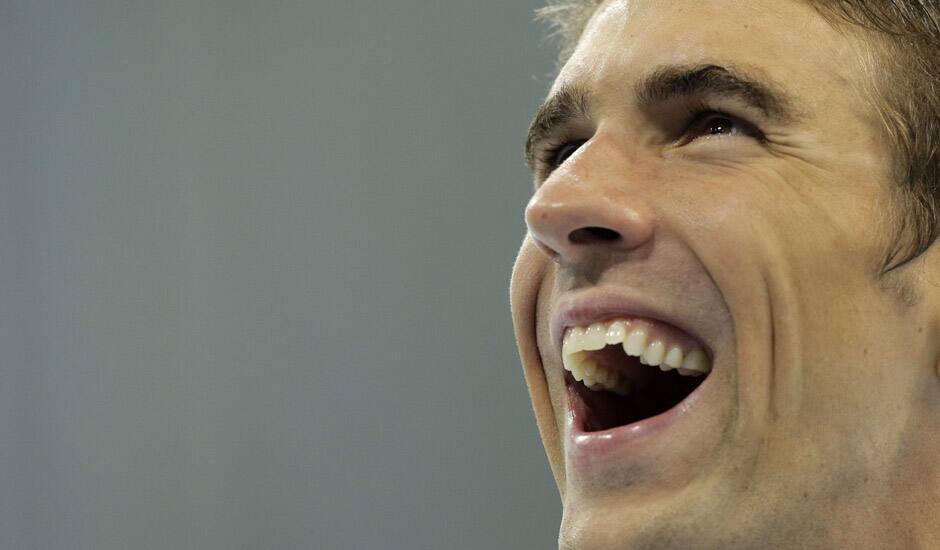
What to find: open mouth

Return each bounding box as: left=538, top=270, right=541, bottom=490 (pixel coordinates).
left=563, top=318, right=712, bottom=432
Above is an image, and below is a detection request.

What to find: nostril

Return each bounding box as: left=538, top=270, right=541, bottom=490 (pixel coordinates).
left=568, top=226, right=621, bottom=245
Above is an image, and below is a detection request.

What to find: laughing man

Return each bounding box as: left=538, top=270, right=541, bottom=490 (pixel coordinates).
left=511, top=1, right=940, bottom=548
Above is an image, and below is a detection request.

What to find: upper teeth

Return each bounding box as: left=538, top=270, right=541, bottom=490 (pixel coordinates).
left=562, top=318, right=712, bottom=394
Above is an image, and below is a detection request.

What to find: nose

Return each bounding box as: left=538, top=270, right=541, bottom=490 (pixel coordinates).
left=525, top=174, right=655, bottom=264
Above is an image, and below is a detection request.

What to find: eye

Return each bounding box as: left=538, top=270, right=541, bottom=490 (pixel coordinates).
left=540, top=139, right=588, bottom=173
left=683, top=111, right=765, bottom=144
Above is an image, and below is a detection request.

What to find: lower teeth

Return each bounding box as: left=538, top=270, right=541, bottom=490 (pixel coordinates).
left=574, top=358, right=632, bottom=395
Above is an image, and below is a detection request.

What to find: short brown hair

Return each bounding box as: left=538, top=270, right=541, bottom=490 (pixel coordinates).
left=536, top=0, right=940, bottom=274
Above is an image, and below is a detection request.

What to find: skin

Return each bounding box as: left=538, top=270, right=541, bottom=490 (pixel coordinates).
left=510, top=0, right=940, bottom=548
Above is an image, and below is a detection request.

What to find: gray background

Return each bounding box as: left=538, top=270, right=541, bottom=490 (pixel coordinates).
left=1, top=1, right=561, bottom=548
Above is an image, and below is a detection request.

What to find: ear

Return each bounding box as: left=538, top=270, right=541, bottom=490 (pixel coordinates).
left=511, top=237, right=566, bottom=496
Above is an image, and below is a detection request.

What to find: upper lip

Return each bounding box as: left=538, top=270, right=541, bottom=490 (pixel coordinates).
left=550, top=287, right=712, bottom=357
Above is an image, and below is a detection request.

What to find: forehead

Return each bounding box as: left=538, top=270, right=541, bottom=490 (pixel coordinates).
left=556, top=0, right=867, bottom=117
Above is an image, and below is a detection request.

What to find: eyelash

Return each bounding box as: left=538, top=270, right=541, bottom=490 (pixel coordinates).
left=536, top=109, right=766, bottom=176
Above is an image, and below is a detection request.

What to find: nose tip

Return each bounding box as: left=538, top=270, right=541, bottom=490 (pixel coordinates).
left=525, top=198, right=654, bottom=263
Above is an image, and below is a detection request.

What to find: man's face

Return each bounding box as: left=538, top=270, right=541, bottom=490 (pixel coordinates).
left=511, top=0, right=940, bottom=547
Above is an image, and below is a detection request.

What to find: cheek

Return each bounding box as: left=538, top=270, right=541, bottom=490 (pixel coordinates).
left=677, top=165, right=902, bottom=401
left=666, top=161, right=884, bottom=279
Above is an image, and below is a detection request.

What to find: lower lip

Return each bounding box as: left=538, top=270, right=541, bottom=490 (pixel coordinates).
left=565, top=370, right=713, bottom=462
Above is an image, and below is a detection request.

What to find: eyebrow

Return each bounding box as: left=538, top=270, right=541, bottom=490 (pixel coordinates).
left=523, top=83, right=592, bottom=171
left=524, top=63, right=802, bottom=171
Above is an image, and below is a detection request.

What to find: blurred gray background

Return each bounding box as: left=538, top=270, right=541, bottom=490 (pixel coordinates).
left=1, top=1, right=561, bottom=548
